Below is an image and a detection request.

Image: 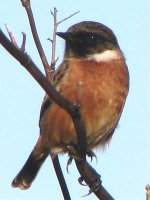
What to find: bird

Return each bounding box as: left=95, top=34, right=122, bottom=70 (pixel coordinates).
left=12, top=21, right=129, bottom=189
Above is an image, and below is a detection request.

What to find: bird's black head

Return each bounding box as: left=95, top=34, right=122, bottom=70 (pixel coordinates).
left=57, top=21, right=120, bottom=59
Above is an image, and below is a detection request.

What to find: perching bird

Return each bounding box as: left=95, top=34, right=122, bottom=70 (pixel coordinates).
left=12, top=21, right=129, bottom=189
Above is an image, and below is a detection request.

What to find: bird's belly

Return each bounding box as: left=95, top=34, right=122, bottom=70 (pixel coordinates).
left=82, top=98, right=122, bottom=148
left=41, top=90, right=124, bottom=153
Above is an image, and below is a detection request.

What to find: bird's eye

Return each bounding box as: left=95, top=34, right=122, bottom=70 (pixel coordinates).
left=91, top=35, right=95, bottom=39
left=88, top=34, right=97, bottom=42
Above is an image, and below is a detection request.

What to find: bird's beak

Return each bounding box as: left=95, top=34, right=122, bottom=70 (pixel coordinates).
left=56, top=32, right=68, bottom=40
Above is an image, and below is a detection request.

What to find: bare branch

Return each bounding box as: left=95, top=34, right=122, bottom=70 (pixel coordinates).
left=21, top=0, right=30, bottom=9
left=5, top=23, right=19, bottom=48
left=57, top=11, right=80, bottom=26
left=47, top=38, right=53, bottom=43
left=51, top=155, right=71, bottom=200
left=50, top=8, right=57, bottom=17
left=20, top=32, right=26, bottom=52
left=50, top=7, right=57, bottom=69
left=146, top=185, right=150, bottom=200
left=21, top=0, right=51, bottom=80
left=48, top=9, right=80, bottom=71
left=5, top=24, right=26, bottom=52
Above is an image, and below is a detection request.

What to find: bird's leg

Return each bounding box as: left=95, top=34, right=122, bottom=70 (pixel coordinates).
left=64, top=143, right=101, bottom=195
left=64, top=142, right=82, bottom=173
left=65, top=142, right=87, bottom=173
left=64, top=143, right=96, bottom=161
left=65, top=142, right=83, bottom=161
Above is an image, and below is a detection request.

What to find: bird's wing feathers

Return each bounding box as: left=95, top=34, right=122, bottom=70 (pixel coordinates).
left=39, top=61, right=68, bottom=124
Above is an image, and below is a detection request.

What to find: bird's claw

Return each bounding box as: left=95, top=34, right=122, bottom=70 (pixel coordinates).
left=65, top=143, right=83, bottom=172
left=82, top=174, right=102, bottom=197
left=78, top=177, right=87, bottom=186
left=65, top=143, right=83, bottom=160
left=65, top=143, right=97, bottom=162
left=66, top=157, right=73, bottom=173
left=87, top=150, right=97, bottom=163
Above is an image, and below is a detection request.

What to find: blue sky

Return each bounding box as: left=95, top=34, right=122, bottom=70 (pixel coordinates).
left=0, top=0, right=149, bottom=199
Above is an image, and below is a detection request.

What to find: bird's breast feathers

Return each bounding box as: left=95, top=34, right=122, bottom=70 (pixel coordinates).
left=40, top=49, right=129, bottom=150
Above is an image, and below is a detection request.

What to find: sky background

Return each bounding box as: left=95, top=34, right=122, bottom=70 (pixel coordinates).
left=0, top=0, right=149, bottom=200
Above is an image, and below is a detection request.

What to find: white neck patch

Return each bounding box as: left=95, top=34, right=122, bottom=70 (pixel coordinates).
left=87, top=50, right=122, bottom=62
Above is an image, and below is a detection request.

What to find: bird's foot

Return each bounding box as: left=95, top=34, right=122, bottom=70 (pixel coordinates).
left=78, top=165, right=102, bottom=197
left=87, top=149, right=97, bottom=163
left=85, top=174, right=101, bottom=196
left=64, top=143, right=97, bottom=173
left=64, top=143, right=82, bottom=173
left=64, top=143, right=101, bottom=196
left=78, top=177, right=87, bottom=186
left=77, top=160, right=102, bottom=196
left=65, top=142, right=83, bottom=161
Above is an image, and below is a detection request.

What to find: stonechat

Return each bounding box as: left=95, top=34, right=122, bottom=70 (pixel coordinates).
left=12, top=21, right=129, bottom=189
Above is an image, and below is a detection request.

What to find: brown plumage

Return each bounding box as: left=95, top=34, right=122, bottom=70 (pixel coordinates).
left=12, top=21, right=129, bottom=189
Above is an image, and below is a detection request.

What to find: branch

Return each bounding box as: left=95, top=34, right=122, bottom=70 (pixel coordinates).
left=146, top=185, right=150, bottom=200
left=51, top=155, right=71, bottom=200
left=50, top=7, right=57, bottom=69
left=21, top=0, right=51, bottom=80
left=48, top=9, right=80, bottom=71
left=57, top=11, right=80, bottom=26
left=5, top=24, right=18, bottom=48
left=5, top=23, right=26, bottom=52
left=75, top=160, right=114, bottom=200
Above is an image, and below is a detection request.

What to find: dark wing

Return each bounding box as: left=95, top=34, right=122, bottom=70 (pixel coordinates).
left=39, top=61, right=69, bottom=124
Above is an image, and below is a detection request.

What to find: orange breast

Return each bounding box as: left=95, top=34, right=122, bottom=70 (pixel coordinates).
left=40, top=58, right=129, bottom=152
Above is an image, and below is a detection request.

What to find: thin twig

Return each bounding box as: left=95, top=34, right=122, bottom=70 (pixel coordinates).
left=20, top=32, right=26, bottom=52
left=146, top=185, right=150, bottom=200
left=5, top=24, right=26, bottom=52
left=5, top=24, right=19, bottom=48
left=48, top=9, right=80, bottom=70
left=57, top=11, right=80, bottom=26
left=47, top=38, right=53, bottom=43
left=21, top=0, right=51, bottom=80
left=50, top=7, right=57, bottom=69
left=51, top=155, right=71, bottom=200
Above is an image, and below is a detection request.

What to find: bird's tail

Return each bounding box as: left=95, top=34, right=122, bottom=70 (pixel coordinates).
left=12, top=137, right=49, bottom=189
